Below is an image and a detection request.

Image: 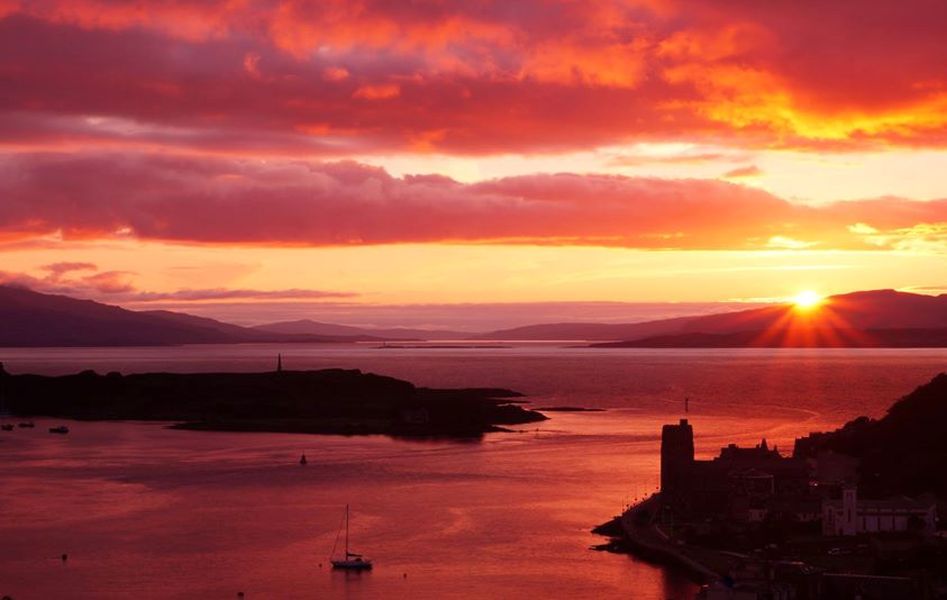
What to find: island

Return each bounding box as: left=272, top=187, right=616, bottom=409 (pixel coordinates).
left=0, top=363, right=546, bottom=438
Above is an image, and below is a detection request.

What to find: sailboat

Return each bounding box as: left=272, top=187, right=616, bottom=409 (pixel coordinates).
left=330, top=504, right=373, bottom=570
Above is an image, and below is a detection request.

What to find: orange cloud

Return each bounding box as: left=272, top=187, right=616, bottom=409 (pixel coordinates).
left=41, top=261, right=98, bottom=279
left=608, top=152, right=735, bottom=167
left=724, top=165, right=762, bottom=178
left=2, top=152, right=945, bottom=251
left=2, top=1, right=947, bottom=155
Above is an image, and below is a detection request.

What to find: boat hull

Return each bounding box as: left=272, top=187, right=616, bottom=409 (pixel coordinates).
left=331, top=560, right=373, bottom=570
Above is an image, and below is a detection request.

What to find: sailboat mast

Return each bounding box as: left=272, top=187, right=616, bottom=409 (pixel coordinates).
left=345, top=504, right=350, bottom=556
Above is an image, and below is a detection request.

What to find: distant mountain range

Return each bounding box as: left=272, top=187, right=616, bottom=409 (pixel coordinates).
left=0, top=286, right=381, bottom=347
left=477, top=318, right=704, bottom=341
left=251, top=319, right=470, bottom=341
left=590, top=290, right=947, bottom=348
left=3, top=285, right=947, bottom=348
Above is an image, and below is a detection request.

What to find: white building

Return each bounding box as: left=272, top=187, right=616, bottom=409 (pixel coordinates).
left=822, top=486, right=937, bottom=536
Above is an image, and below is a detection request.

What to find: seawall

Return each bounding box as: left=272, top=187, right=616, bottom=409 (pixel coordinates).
left=611, top=493, right=722, bottom=583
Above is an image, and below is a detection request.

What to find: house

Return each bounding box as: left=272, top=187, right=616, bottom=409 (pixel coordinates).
left=821, top=485, right=937, bottom=536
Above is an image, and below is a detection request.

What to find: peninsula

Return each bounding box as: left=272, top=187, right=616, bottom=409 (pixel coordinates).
left=0, top=364, right=545, bottom=438
left=595, top=372, right=947, bottom=598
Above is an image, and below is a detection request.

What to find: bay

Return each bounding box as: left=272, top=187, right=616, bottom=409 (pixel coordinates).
left=2, top=345, right=945, bottom=599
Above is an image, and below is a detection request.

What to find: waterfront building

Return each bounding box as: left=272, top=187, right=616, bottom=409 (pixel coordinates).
left=821, top=485, right=937, bottom=536
left=659, top=419, right=808, bottom=519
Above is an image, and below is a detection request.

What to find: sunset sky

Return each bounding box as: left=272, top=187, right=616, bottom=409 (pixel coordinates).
left=3, top=1, right=947, bottom=327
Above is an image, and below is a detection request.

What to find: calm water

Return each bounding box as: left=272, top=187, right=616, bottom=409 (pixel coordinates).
left=2, top=345, right=946, bottom=599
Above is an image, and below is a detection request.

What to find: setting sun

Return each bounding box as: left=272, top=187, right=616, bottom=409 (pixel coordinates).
left=5, top=2, right=947, bottom=599
left=793, top=290, right=824, bottom=310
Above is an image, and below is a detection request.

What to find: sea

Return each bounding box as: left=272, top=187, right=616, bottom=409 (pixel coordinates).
left=2, top=344, right=946, bottom=599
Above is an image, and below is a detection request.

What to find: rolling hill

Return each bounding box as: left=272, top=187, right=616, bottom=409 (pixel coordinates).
left=4, top=285, right=947, bottom=348
left=590, top=290, right=947, bottom=347
left=251, top=319, right=470, bottom=341
left=794, top=371, right=947, bottom=495
left=0, top=286, right=365, bottom=347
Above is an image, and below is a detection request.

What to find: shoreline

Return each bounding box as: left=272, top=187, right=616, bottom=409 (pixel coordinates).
left=594, top=494, right=724, bottom=584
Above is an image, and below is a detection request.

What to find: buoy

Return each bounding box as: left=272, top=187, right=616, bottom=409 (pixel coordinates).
left=403, top=573, right=408, bottom=579
left=61, top=553, right=68, bottom=562
left=237, top=592, right=244, bottom=598
left=299, top=454, right=307, bottom=465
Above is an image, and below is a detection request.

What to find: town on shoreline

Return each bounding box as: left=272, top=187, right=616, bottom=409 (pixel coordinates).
left=596, top=372, right=947, bottom=599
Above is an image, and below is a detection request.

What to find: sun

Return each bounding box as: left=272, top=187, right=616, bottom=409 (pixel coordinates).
left=792, top=290, right=823, bottom=310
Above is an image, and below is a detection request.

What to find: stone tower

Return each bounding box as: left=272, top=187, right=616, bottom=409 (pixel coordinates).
left=661, top=418, right=695, bottom=498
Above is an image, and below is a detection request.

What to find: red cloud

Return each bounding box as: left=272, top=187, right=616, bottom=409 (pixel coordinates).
left=2, top=152, right=945, bottom=250
left=352, top=83, right=401, bottom=100
left=1, top=1, right=946, bottom=154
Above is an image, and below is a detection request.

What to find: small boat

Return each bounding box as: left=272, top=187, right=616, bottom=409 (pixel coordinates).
left=49, top=426, right=70, bottom=434
left=1, top=424, right=13, bottom=431
left=18, top=421, right=35, bottom=428
left=330, top=504, right=373, bottom=570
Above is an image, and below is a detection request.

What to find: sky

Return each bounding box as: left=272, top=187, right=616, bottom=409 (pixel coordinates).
left=2, top=1, right=947, bottom=327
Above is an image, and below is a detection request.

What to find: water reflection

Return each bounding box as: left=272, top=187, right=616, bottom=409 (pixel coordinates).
left=3, top=346, right=946, bottom=599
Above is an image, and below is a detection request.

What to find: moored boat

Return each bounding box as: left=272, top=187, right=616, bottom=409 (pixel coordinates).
left=330, top=504, right=373, bottom=570
left=49, top=425, right=70, bottom=434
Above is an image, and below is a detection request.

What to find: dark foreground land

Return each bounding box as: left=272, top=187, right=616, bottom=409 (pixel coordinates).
left=0, top=365, right=546, bottom=438
left=594, top=372, right=947, bottom=598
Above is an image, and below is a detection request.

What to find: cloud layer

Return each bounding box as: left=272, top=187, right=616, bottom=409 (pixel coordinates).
left=2, top=152, right=945, bottom=250
left=2, top=1, right=947, bottom=154
left=0, top=263, right=355, bottom=304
